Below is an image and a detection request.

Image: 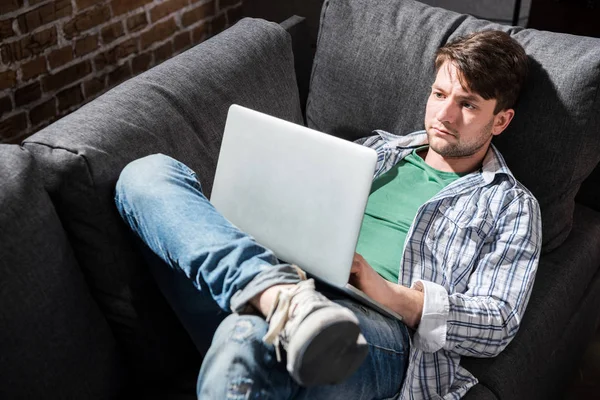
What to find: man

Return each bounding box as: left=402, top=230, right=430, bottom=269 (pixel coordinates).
left=115, top=30, right=541, bottom=399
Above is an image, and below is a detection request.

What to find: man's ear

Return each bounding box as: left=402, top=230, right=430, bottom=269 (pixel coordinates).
left=492, top=109, right=515, bottom=136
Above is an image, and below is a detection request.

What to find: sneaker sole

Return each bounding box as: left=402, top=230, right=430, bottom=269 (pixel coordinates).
left=286, top=308, right=369, bottom=387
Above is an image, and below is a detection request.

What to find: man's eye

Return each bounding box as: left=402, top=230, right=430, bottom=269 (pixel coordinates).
left=462, top=102, right=475, bottom=109
left=433, top=92, right=444, bottom=99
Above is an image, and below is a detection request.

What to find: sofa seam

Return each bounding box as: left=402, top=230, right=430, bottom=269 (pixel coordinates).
left=305, top=0, right=330, bottom=118
left=22, top=141, right=116, bottom=266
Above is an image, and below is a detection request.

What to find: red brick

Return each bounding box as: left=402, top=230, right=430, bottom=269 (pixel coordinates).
left=0, top=96, right=12, bottom=117
left=48, top=46, right=73, bottom=69
left=21, top=56, right=47, bottom=81
left=154, top=41, right=173, bottom=64
left=218, top=0, right=239, bottom=9
left=191, top=23, right=207, bottom=44
left=182, top=1, right=215, bottom=27
left=131, top=52, right=152, bottom=74
left=17, top=0, right=72, bottom=34
left=0, top=19, right=15, bottom=40
left=75, top=34, right=98, bottom=56
left=140, top=18, right=177, bottom=49
left=0, top=70, right=17, bottom=90
left=111, top=0, right=152, bottom=16
left=15, top=82, right=42, bottom=107
left=0, top=26, right=57, bottom=63
left=42, top=60, right=91, bottom=92
left=30, top=97, right=56, bottom=126
left=173, top=31, right=191, bottom=52
left=63, top=5, right=111, bottom=39
left=150, top=0, right=187, bottom=22
left=3, top=133, right=28, bottom=144
left=0, top=112, right=27, bottom=142
left=83, top=76, right=105, bottom=99
left=126, top=12, right=147, bottom=32
left=76, top=0, right=105, bottom=11
left=101, top=21, right=123, bottom=44
left=0, top=0, right=23, bottom=14
left=57, top=84, right=83, bottom=111
left=210, top=12, right=226, bottom=35
left=227, top=4, right=242, bottom=25
left=107, top=62, right=131, bottom=86
left=94, top=38, right=137, bottom=71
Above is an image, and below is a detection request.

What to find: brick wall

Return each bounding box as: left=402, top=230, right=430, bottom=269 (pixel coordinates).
left=0, top=0, right=243, bottom=144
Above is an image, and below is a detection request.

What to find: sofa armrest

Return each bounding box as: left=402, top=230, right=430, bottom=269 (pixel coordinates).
left=0, top=144, right=121, bottom=398
left=281, top=15, right=314, bottom=121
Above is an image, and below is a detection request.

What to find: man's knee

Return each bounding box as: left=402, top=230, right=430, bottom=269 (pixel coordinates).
left=212, top=314, right=269, bottom=347
left=198, top=314, right=289, bottom=399
left=117, top=153, right=171, bottom=190
left=116, top=153, right=195, bottom=203
left=206, top=314, right=278, bottom=370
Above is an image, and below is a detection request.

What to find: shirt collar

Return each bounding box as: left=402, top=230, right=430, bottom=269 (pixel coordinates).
left=373, top=129, right=516, bottom=185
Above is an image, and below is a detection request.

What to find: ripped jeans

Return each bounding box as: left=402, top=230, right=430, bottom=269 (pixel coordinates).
left=115, top=154, right=410, bottom=399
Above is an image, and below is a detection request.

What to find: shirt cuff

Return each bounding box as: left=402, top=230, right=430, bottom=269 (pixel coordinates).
left=411, top=279, right=450, bottom=353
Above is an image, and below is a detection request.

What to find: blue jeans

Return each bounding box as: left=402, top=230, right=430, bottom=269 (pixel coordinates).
left=115, top=154, right=410, bottom=399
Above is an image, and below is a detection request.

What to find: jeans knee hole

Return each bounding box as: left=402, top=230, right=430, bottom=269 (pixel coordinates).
left=231, top=318, right=256, bottom=343
left=227, top=378, right=253, bottom=399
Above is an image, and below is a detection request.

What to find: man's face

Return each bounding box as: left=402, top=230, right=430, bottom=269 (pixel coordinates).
left=424, top=62, right=509, bottom=159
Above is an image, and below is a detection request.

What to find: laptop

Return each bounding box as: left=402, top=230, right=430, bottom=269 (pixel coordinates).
left=211, top=104, right=403, bottom=321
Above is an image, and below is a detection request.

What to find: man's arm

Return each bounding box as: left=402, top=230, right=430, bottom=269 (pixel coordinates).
left=352, top=194, right=542, bottom=357
left=351, top=253, right=424, bottom=328
left=436, top=195, right=541, bottom=357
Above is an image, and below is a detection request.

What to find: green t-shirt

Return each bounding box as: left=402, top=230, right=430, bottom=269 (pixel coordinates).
left=355, top=147, right=463, bottom=283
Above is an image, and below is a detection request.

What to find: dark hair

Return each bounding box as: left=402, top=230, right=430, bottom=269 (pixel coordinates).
left=435, top=30, right=529, bottom=113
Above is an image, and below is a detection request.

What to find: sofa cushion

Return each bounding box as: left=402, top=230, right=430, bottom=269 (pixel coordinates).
left=306, top=0, right=600, bottom=252
left=0, top=145, right=121, bottom=398
left=23, top=18, right=303, bottom=389
left=461, top=204, right=600, bottom=399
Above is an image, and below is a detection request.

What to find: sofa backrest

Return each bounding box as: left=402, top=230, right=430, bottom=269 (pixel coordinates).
left=22, top=18, right=303, bottom=390
left=0, top=145, right=122, bottom=398
left=306, top=0, right=600, bottom=253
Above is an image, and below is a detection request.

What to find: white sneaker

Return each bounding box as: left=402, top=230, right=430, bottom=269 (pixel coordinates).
left=263, top=276, right=368, bottom=387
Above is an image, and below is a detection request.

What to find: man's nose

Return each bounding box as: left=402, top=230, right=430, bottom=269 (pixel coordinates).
left=436, top=100, right=458, bottom=124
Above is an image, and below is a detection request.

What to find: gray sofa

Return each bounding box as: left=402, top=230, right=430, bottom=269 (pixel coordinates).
left=1, top=0, right=599, bottom=398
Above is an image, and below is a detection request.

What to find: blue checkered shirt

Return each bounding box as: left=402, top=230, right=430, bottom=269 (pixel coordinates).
left=356, top=130, right=542, bottom=399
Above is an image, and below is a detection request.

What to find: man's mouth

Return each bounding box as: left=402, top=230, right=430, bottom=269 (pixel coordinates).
left=432, top=126, right=456, bottom=137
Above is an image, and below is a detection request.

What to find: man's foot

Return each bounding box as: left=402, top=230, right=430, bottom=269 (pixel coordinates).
left=262, top=277, right=368, bottom=387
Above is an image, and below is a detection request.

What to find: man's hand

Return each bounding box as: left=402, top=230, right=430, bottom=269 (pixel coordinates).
left=350, top=252, right=424, bottom=329
left=350, top=253, right=391, bottom=302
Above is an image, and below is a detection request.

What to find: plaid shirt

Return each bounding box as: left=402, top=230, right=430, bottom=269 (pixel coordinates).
left=355, top=130, right=542, bottom=399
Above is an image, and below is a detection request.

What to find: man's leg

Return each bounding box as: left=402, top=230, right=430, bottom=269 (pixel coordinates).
left=114, top=154, right=300, bottom=312
left=198, top=299, right=410, bottom=399
left=131, top=236, right=227, bottom=355
left=297, top=299, right=410, bottom=399
left=114, top=154, right=368, bottom=386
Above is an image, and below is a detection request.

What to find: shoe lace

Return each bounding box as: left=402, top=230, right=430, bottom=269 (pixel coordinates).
left=263, top=267, right=323, bottom=362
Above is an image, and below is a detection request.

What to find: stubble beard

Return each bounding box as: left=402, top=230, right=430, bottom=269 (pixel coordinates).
left=427, top=119, right=494, bottom=159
